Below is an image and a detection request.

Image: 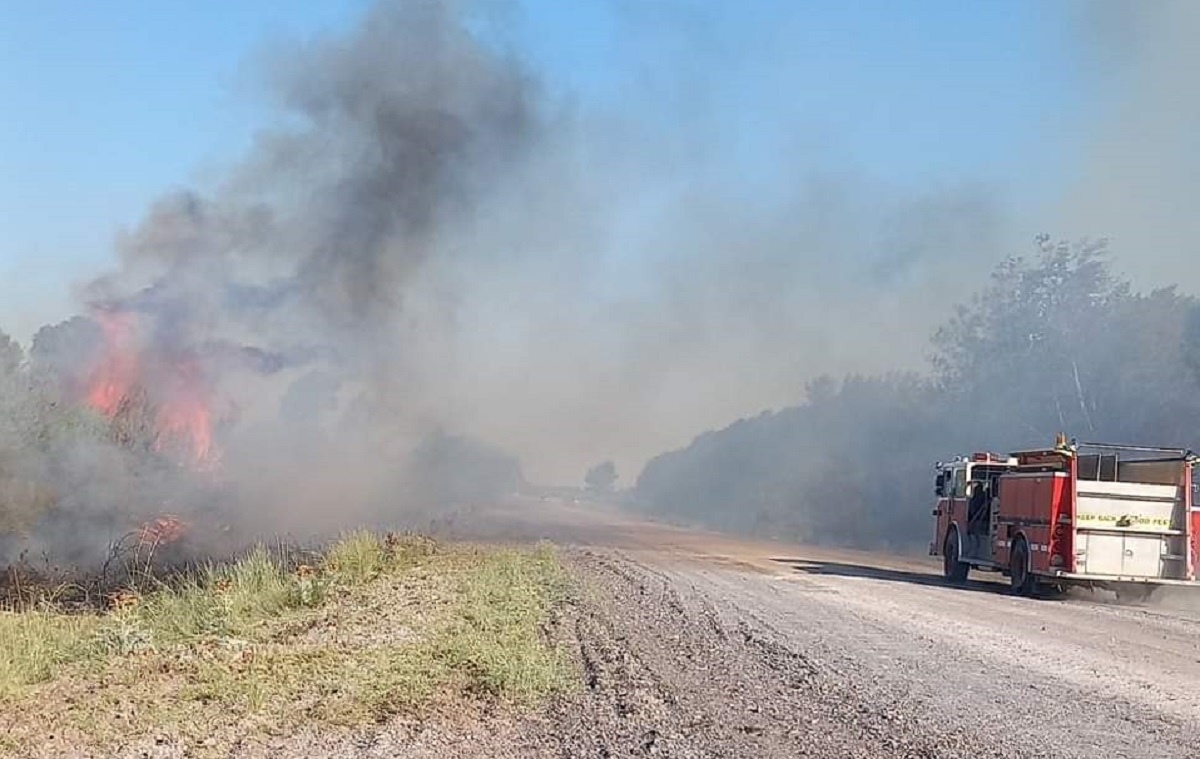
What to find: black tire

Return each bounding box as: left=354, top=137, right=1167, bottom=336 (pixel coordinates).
left=1009, top=537, right=1036, bottom=597
left=943, top=528, right=969, bottom=585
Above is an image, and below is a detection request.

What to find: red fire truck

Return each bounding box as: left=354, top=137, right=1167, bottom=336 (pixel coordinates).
left=930, top=434, right=1200, bottom=599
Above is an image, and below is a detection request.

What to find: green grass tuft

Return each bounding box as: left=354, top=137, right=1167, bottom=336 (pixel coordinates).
left=0, top=609, right=102, bottom=697
left=433, top=542, right=572, bottom=700
left=325, top=529, right=387, bottom=584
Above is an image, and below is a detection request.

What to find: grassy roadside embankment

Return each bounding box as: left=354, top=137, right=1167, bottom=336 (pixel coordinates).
left=0, top=531, right=575, bottom=757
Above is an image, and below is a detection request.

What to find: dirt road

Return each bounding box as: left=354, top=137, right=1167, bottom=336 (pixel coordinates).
left=194, top=501, right=1200, bottom=758
left=431, top=500, right=1200, bottom=758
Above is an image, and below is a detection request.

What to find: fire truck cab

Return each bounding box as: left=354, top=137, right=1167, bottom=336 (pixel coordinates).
left=931, top=435, right=1199, bottom=599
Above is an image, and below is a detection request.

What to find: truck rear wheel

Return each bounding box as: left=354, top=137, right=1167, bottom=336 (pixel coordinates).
left=943, top=528, right=969, bottom=585
left=1009, top=537, right=1036, bottom=597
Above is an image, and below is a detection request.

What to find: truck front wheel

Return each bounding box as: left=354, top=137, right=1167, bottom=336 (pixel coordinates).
left=943, top=528, right=969, bottom=585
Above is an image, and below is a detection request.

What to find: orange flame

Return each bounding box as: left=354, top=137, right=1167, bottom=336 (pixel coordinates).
left=154, top=356, right=218, bottom=468
left=137, top=513, right=188, bottom=547
left=86, top=310, right=139, bottom=416
left=84, top=309, right=221, bottom=469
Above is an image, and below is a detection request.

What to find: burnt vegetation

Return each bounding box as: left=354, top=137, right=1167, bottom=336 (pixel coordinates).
left=635, top=238, right=1200, bottom=551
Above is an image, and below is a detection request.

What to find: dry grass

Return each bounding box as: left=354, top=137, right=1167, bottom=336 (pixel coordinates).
left=0, top=533, right=573, bottom=757
left=0, top=607, right=103, bottom=697
left=433, top=542, right=572, bottom=700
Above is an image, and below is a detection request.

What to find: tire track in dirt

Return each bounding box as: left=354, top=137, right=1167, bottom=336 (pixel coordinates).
left=537, top=549, right=987, bottom=759
left=660, top=554, right=1200, bottom=759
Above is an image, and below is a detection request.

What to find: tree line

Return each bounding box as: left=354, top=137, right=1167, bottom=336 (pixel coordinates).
left=634, top=239, right=1200, bottom=551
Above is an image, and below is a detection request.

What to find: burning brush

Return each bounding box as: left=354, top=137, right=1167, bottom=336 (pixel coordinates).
left=136, top=514, right=189, bottom=548
left=76, top=304, right=241, bottom=556
left=85, top=307, right=222, bottom=469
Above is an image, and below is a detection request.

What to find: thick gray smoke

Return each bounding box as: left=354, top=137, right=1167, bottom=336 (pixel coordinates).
left=91, top=0, right=537, bottom=376
left=1, top=0, right=543, bottom=561
left=73, top=0, right=1014, bottom=492
left=95, top=0, right=545, bottom=535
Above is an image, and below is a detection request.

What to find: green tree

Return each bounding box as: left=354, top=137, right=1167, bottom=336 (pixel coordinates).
left=584, top=460, right=618, bottom=494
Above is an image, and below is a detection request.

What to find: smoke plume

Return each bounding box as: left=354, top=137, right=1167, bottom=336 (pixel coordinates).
left=2, top=0, right=1197, bottom=561
left=77, top=0, right=1012, bottom=490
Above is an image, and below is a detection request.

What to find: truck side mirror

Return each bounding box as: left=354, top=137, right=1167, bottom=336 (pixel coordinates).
left=935, top=472, right=945, bottom=497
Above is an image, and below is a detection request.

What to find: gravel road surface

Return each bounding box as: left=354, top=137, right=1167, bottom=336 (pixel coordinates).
left=436, top=501, right=1200, bottom=758
left=546, top=546, right=1200, bottom=758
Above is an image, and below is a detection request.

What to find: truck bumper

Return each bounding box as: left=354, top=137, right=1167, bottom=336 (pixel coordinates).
left=1040, top=571, right=1200, bottom=587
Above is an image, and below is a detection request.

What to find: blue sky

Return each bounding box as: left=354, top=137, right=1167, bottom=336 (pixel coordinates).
left=0, top=0, right=1092, bottom=340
